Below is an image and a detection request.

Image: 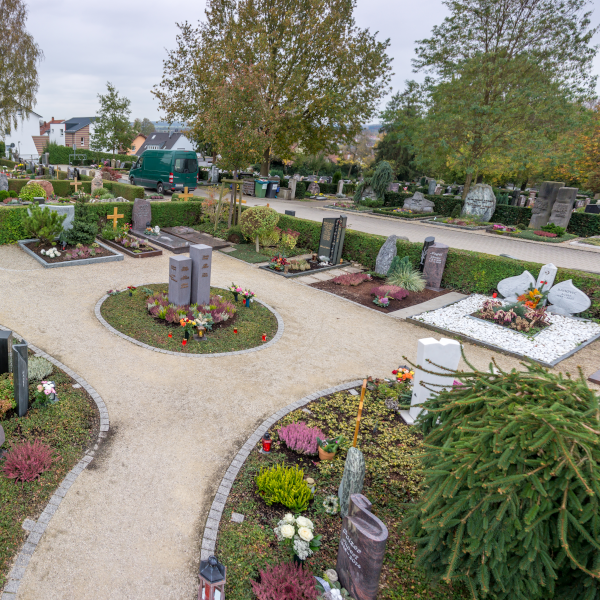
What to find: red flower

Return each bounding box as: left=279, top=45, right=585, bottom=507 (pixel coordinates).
left=492, top=293, right=497, bottom=298
left=392, top=370, right=398, bottom=375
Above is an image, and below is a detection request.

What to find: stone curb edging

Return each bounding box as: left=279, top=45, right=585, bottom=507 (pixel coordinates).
left=0, top=328, right=109, bottom=600
left=94, top=285, right=284, bottom=358
left=199, top=379, right=364, bottom=562
left=18, top=238, right=124, bottom=269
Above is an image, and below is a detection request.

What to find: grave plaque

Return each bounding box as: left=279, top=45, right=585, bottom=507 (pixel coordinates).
left=547, top=279, right=591, bottom=316
left=387, top=182, right=400, bottom=193
left=548, top=187, right=578, bottom=229
left=130, top=230, right=191, bottom=254
left=419, top=236, right=435, bottom=272
left=318, top=216, right=347, bottom=264
left=585, top=204, right=600, bottom=214
left=0, top=330, right=12, bottom=374
left=528, top=181, right=564, bottom=229
left=307, top=182, right=320, bottom=195
left=589, top=369, right=600, bottom=386
left=190, top=244, right=212, bottom=306
left=161, top=227, right=230, bottom=250
left=336, top=494, right=388, bottom=600
left=423, top=242, right=449, bottom=291
left=428, top=179, right=437, bottom=195
left=13, top=343, right=28, bottom=417
left=462, top=183, right=496, bottom=221
left=168, top=256, right=192, bottom=306
left=132, top=198, right=152, bottom=231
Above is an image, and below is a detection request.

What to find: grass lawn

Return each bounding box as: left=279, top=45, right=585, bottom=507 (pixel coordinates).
left=100, top=285, right=278, bottom=354
left=215, top=383, right=467, bottom=600
left=222, top=244, right=311, bottom=264
left=0, top=366, right=97, bottom=589
left=574, top=237, right=600, bottom=247
left=508, top=230, right=578, bottom=243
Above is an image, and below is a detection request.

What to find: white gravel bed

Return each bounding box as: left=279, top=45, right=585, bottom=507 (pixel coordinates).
left=413, top=294, right=600, bottom=364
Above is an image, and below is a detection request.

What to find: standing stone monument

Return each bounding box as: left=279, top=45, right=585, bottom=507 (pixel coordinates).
left=318, top=216, right=347, bottom=264
left=403, top=192, right=435, bottom=213
left=387, top=182, right=400, bottom=193
left=91, top=170, right=103, bottom=194
left=399, top=337, right=462, bottom=425
left=132, top=198, right=152, bottom=231
left=29, top=205, right=74, bottom=231
left=428, top=179, right=437, bottom=195
left=190, top=244, right=213, bottom=306
left=548, top=187, right=578, bottom=229
left=434, top=185, right=443, bottom=196
left=461, top=183, right=496, bottom=221
left=110, top=159, right=116, bottom=168
left=419, top=237, right=435, bottom=272
left=338, top=447, right=365, bottom=518
left=497, top=271, right=536, bottom=302
left=536, top=263, right=557, bottom=294
left=547, top=280, right=591, bottom=316
left=0, top=330, right=12, bottom=374
left=375, top=235, right=398, bottom=275
left=13, top=342, right=28, bottom=417
left=209, top=165, right=219, bottom=184
left=289, top=178, right=297, bottom=199
left=528, top=181, right=564, bottom=229
left=168, top=256, right=192, bottom=306
left=337, top=494, right=388, bottom=600
left=0, top=173, right=8, bottom=192
left=423, top=243, right=449, bottom=291
left=307, top=182, right=320, bottom=196
left=337, top=179, right=344, bottom=195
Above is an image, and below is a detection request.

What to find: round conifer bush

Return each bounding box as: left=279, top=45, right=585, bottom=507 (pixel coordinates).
left=405, top=360, right=600, bottom=600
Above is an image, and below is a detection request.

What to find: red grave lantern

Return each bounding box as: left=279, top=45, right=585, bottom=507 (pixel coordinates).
left=262, top=432, right=272, bottom=453
left=198, top=555, right=226, bottom=600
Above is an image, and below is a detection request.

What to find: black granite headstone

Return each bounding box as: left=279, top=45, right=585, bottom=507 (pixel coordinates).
left=318, top=216, right=347, bottom=264
left=419, top=237, right=435, bottom=272
left=0, top=330, right=12, bottom=374
left=12, top=343, right=28, bottom=417
left=585, top=204, right=600, bottom=214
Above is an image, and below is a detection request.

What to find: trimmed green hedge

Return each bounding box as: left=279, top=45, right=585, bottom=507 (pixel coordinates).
left=46, top=144, right=136, bottom=165
left=275, top=213, right=600, bottom=320
left=6, top=179, right=144, bottom=201
left=0, top=159, right=17, bottom=168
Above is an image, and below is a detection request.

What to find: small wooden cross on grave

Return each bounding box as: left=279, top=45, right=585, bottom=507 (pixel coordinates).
left=107, top=206, right=124, bottom=229
left=179, top=187, right=193, bottom=202
left=70, top=177, right=81, bottom=193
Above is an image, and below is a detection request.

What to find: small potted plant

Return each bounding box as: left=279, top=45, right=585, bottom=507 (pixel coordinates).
left=317, top=435, right=344, bottom=460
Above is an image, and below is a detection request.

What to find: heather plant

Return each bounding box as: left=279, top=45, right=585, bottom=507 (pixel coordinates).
left=2, top=440, right=55, bottom=483
left=370, top=285, right=409, bottom=300
left=251, top=561, right=318, bottom=600
left=331, top=273, right=372, bottom=286
left=278, top=421, right=324, bottom=455
left=406, top=359, right=600, bottom=600
left=147, top=292, right=236, bottom=328
left=256, top=463, right=313, bottom=512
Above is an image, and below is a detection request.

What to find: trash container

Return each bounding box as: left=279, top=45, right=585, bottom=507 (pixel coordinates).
left=266, top=182, right=278, bottom=199
left=255, top=179, right=268, bottom=198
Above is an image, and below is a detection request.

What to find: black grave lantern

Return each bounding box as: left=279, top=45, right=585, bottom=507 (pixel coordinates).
left=198, top=555, right=226, bottom=600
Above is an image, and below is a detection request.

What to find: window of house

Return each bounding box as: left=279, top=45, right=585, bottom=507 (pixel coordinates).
left=51, top=128, right=54, bottom=133
left=81, top=137, right=84, bottom=146
left=60, top=129, right=63, bottom=136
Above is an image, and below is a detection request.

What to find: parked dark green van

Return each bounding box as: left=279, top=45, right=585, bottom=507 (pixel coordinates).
left=129, top=150, right=198, bottom=194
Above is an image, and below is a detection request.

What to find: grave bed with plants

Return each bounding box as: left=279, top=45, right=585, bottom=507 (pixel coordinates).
left=19, top=239, right=123, bottom=267
left=100, top=284, right=278, bottom=354
left=98, top=223, right=162, bottom=258
left=424, top=217, right=490, bottom=230
left=0, top=352, right=98, bottom=590
left=213, top=380, right=467, bottom=600
left=371, top=208, right=439, bottom=220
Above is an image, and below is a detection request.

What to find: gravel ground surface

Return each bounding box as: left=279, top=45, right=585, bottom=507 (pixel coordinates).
left=0, top=243, right=598, bottom=600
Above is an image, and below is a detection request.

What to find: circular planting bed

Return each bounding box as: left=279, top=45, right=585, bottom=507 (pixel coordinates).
left=98, top=284, right=281, bottom=355
left=207, top=380, right=462, bottom=600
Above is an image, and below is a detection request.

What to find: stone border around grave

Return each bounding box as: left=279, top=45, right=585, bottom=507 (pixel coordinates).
left=0, top=327, right=109, bottom=600
left=258, top=262, right=352, bottom=278
left=423, top=220, right=489, bottom=231
left=94, top=285, right=284, bottom=358
left=17, top=239, right=124, bottom=269
left=199, top=379, right=364, bottom=562
left=97, top=236, right=163, bottom=259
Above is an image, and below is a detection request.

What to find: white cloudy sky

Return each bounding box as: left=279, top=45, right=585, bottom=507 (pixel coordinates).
left=27, top=0, right=600, bottom=124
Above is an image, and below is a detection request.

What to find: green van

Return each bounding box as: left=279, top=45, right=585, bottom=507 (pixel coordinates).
left=129, top=150, right=198, bottom=194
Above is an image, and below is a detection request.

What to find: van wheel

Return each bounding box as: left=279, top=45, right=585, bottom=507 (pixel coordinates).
left=157, top=182, right=164, bottom=194
left=130, top=177, right=135, bottom=186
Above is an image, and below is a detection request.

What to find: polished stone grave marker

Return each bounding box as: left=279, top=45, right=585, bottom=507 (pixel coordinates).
left=130, top=230, right=191, bottom=254
left=548, top=187, right=578, bottom=229
left=318, top=216, right=347, bottom=264
left=529, top=181, right=564, bottom=229
left=428, top=179, right=437, bottom=195
left=190, top=244, right=212, bottom=305
left=419, top=236, right=435, bottom=272
left=336, top=494, right=388, bottom=600
left=168, top=256, right=192, bottom=306
left=589, top=369, right=600, bottom=386
left=132, top=198, right=152, bottom=231
left=161, top=227, right=230, bottom=250
left=0, top=330, right=12, bottom=374
left=13, top=342, right=28, bottom=417
left=423, top=242, right=449, bottom=291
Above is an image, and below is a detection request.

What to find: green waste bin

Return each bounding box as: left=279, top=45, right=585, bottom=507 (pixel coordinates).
left=254, top=179, right=268, bottom=198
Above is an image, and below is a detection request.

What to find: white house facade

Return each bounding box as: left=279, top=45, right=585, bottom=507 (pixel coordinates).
left=4, top=109, right=44, bottom=160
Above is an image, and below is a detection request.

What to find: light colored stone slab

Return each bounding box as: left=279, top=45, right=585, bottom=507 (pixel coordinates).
left=547, top=280, right=591, bottom=316
left=231, top=512, right=245, bottom=523
left=388, top=292, right=468, bottom=319
left=497, top=271, right=536, bottom=302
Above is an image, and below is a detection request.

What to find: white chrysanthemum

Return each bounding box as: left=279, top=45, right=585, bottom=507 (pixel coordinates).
left=282, top=513, right=295, bottom=524
left=298, top=526, right=313, bottom=542
left=280, top=524, right=295, bottom=539
left=295, top=516, right=314, bottom=530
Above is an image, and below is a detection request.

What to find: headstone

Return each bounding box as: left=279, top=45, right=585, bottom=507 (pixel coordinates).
left=461, top=183, right=496, bottom=221
left=110, top=159, right=116, bottom=168
left=336, top=495, right=388, bottom=600
left=28, top=205, right=74, bottom=231
left=585, top=204, right=600, bottom=214
left=12, top=342, right=28, bottom=417
left=497, top=271, right=536, bottom=303
left=374, top=235, right=398, bottom=275
left=548, top=187, right=578, bottom=229
left=0, top=173, right=8, bottom=192
left=403, top=192, right=435, bottom=213
left=132, top=198, right=152, bottom=231
left=446, top=185, right=452, bottom=194
left=428, top=180, right=436, bottom=195
left=399, top=337, right=461, bottom=425
left=91, top=170, right=103, bottom=194
left=42, top=153, right=49, bottom=166
left=0, top=424, right=4, bottom=448
left=337, top=180, right=344, bottom=195
left=67, top=167, right=74, bottom=180
left=289, top=178, right=297, bottom=198
left=519, top=195, right=527, bottom=207
left=338, top=447, right=365, bottom=518
left=318, top=216, right=347, bottom=264
left=423, top=243, right=449, bottom=291
left=27, top=179, right=53, bottom=197
left=547, top=280, right=591, bottom=316
left=190, top=244, right=212, bottom=306
left=419, top=236, right=435, bottom=272
left=536, top=263, right=557, bottom=294
left=387, top=182, right=400, bottom=193
left=0, top=330, right=12, bottom=374
left=209, top=165, right=219, bottom=184
left=308, top=182, right=320, bottom=196
left=528, top=181, right=564, bottom=229
left=48, top=165, right=55, bottom=178
left=434, top=185, right=442, bottom=196
left=168, top=256, right=192, bottom=306
left=284, top=210, right=296, bottom=216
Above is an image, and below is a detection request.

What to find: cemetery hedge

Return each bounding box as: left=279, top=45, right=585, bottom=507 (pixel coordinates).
left=46, top=144, right=135, bottom=165
left=0, top=159, right=17, bottom=168
left=5, top=178, right=144, bottom=201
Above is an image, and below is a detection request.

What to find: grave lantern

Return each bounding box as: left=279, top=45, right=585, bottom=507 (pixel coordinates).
left=198, top=555, right=226, bottom=600
left=262, top=432, right=271, bottom=453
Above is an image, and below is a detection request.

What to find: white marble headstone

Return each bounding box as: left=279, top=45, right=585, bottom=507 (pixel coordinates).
left=547, top=280, right=590, bottom=316
left=536, top=263, right=557, bottom=293
left=497, top=271, right=536, bottom=303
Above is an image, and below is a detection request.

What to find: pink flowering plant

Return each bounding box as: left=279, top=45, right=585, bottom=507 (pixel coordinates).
left=32, top=381, right=57, bottom=409
left=373, top=296, right=390, bottom=308
left=241, top=289, right=255, bottom=300
left=278, top=421, right=325, bottom=455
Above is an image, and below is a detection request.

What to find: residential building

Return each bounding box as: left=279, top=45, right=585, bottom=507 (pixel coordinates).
left=128, top=134, right=147, bottom=156
left=64, top=117, right=97, bottom=150
left=3, top=108, right=44, bottom=160
left=135, top=132, right=195, bottom=156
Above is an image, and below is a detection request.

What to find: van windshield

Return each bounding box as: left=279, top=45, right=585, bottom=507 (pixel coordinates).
left=174, top=158, right=198, bottom=174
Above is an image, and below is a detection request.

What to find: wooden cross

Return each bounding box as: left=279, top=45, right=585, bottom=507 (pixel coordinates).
left=107, top=206, right=124, bottom=229
left=179, top=186, right=194, bottom=202
left=70, top=178, right=81, bottom=193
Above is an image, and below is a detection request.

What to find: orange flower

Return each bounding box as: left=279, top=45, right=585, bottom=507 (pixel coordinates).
left=179, top=319, right=186, bottom=327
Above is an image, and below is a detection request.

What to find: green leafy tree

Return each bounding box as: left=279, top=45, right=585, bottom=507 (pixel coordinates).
left=91, top=82, right=136, bottom=155
left=153, top=0, right=392, bottom=176
left=0, top=0, right=43, bottom=137
left=132, top=118, right=156, bottom=136
left=370, top=160, right=393, bottom=200
left=412, top=0, right=598, bottom=199
left=406, top=359, right=600, bottom=600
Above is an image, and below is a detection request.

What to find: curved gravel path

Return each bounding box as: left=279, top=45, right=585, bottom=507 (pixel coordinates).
left=0, top=245, right=598, bottom=600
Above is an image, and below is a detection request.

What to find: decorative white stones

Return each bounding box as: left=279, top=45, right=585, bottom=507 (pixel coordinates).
left=547, top=280, right=591, bottom=316
left=497, top=271, right=536, bottom=302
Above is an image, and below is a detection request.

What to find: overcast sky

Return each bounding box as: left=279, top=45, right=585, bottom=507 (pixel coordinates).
left=26, top=0, right=600, bottom=124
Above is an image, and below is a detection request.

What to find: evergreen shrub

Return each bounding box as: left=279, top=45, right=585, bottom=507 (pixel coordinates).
left=255, top=464, right=312, bottom=512
left=22, top=204, right=67, bottom=243
left=67, top=203, right=98, bottom=246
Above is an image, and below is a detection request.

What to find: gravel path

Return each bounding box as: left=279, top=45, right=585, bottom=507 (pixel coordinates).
left=1, top=245, right=598, bottom=600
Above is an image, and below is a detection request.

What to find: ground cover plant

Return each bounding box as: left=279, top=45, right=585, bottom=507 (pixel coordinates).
left=0, top=361, right=97, bottom=589
left=474, top=297, right=551, bottom=334
left=214, top=380, right=467, bottom=600
left=508, top=229, right=577, bottom=243
left=100, top=284, right=278, bottom=354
